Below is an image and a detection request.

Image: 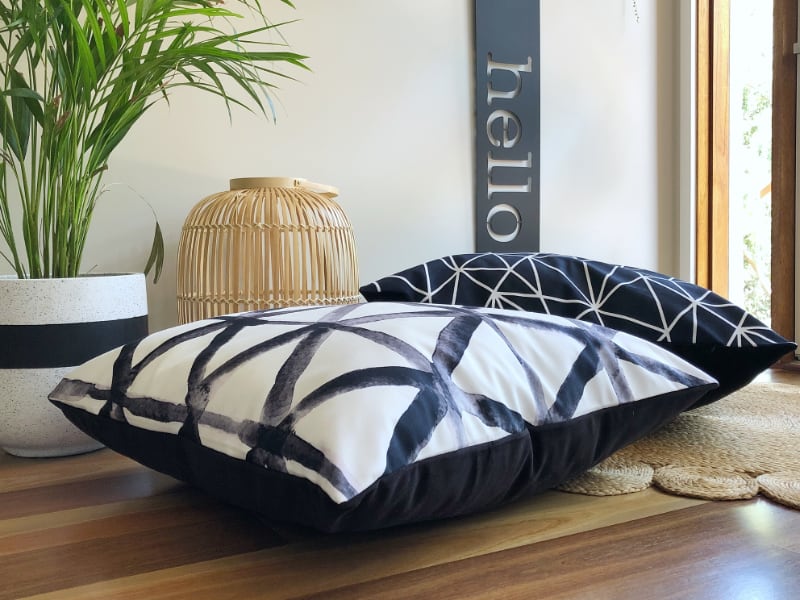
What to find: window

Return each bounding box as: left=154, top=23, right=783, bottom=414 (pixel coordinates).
left=695, top=0, right=797, bottom=348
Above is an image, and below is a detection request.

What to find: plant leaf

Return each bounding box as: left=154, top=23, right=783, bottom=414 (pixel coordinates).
left=0, top=97, right=23, bottom=160
left=144, top=220, right=164, bottom=284
left=8, top=70, right=40, bottom=156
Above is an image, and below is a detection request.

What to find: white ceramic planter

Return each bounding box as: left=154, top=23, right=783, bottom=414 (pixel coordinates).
left=0, top=274, right=148, bottom=457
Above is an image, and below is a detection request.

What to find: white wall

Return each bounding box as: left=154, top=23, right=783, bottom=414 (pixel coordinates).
left=2, top=0, right=681, bottom=332
left=86, top=0, right=475, bottom=331
left=540, top=0, right=680, bottom=274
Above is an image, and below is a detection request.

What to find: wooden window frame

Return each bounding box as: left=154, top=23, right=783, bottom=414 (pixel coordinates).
left=771, top=0, right=797, bottom=345
left=696, top=0, right=730, bottom=297
left=696, top=0, right=797, bottom=349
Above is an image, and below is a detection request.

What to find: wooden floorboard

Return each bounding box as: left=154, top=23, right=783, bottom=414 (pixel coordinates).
left=302, top=500, right=800, bottom=600
left=1, top=370, right=798, bottom=599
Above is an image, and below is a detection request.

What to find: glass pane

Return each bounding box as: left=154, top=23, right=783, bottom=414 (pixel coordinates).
left=729, top=1, right=773, bottom=324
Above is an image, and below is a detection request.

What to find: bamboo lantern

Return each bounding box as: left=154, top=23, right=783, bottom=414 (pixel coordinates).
left=177, top=177, right=360, bottom=324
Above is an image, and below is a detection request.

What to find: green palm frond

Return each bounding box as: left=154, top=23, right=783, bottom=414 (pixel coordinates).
left=0, top=0, right=308, bottom=280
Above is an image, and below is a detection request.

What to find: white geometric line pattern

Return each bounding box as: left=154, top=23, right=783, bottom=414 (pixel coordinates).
left=362, top=253, right=785, bottom=348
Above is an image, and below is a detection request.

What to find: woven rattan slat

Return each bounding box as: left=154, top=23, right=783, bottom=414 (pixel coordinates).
left=177, top=178, right=360, bottom=323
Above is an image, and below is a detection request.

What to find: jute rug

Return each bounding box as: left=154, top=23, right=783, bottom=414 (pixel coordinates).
left=557, top=381, right=800, bottom=510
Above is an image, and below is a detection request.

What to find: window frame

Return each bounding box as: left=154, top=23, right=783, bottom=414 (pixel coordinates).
left=695, top=0, right=796, bottom=349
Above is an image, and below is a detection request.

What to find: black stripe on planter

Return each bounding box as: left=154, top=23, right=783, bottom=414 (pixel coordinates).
left=0, top=316, right=148, bottom=368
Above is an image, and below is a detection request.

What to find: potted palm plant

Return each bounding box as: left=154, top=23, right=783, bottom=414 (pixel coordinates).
left=0, top=0, right=308, bottom=456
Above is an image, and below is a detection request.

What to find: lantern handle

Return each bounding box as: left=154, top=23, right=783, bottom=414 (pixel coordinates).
left=294, top=178, right=339, bottom=199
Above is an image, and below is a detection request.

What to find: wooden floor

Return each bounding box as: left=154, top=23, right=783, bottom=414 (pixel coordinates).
left=2, top=371, right=799, bottom=599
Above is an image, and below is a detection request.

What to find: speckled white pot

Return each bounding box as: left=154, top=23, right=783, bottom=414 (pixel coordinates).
left=0, top=274, right=148, bottom=457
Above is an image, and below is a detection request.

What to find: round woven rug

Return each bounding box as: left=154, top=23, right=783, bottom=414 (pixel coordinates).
left=557, top=381, right=800, bottom=510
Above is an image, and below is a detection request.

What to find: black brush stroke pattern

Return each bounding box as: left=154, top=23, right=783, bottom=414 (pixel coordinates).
left=51, top=303, right=712, bottom=503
